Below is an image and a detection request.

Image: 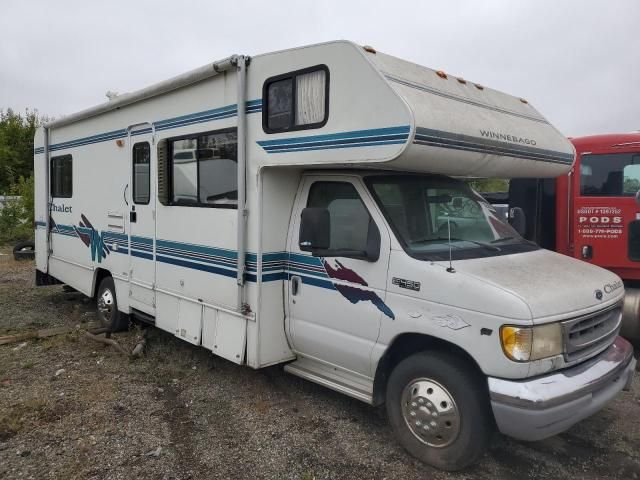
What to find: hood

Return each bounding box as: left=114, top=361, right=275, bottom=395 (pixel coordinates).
left=442, top=248, right=624, bottom=321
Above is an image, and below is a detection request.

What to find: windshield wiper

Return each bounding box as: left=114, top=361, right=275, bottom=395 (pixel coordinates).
left=411, top=237, right=501, bottom=251
left=490, top=236, right=515, bottom=244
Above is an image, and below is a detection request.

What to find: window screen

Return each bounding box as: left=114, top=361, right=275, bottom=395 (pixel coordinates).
left=170, top=129, right=237, bottom=207
left=580, top=153, right=640, bottom=196
left=132, top=142, right=150, bottom=204
left=264, top=66, right=328, bottom=133
left=51, top=155, right=72, bottom=198
left=307, top=182, right=371, bottom=252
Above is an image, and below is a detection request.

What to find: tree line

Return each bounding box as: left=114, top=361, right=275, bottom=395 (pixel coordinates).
left=0, top=109, right=49, bottom=243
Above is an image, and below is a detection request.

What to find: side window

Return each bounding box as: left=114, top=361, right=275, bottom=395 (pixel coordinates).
left=623, top=164, right=640, bottom=195
left=263, top=65, right=329, bottom=133
left=169, top=129, right=237, bottom=208
left=581, top=153, right=640, bottom=196
left=132, top=142, right=150, bottom=204
left=307, top=182, right=372, bottom=252
left=51, top=155, right=72, bottom=198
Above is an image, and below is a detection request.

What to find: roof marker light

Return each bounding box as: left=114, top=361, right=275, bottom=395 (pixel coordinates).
left=474, top=83, right=484, bottom=90
left=363, top=45, right=377, bottom=54
left=436, top=70, right=448, bottom=79
left=520, top=98, right=528, bottom=104
left=457, top=77, right=467, bottom=85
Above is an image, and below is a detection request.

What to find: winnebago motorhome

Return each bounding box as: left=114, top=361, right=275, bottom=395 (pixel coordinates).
left=34, top=41, right=635, bottom=470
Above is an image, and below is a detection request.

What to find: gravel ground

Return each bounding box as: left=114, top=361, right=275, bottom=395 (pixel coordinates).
left=1, top=248, right=640, bottom=479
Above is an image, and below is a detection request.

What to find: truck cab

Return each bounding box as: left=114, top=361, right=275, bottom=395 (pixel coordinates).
left=284, top=169, right=635, bottom=469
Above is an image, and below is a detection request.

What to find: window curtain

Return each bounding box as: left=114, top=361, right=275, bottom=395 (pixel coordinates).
left=296, top=70, right=326, bottom=125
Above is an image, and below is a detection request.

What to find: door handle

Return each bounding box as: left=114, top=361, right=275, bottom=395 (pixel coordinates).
left=291, top=275, right=301, bottom=296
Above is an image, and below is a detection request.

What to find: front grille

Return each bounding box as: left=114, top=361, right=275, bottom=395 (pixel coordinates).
left=562, top=303, right=622, bottom=363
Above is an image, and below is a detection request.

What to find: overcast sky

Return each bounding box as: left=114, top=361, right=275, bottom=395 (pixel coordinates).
left=1, top=0, right=637, bottom=137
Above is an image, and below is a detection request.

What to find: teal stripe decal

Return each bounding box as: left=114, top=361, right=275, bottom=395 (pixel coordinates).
left=256, top=125, right=410, bottom=154
left=33, top=100, right=262, bottom=154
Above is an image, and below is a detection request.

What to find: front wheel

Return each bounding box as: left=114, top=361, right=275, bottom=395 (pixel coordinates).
left=386, top=351, right=492, bottom=471
left=96, top=277, right=128, bottom=332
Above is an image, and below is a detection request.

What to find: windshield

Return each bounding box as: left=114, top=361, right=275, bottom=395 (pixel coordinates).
left=366, top=175, right=536, bottom=261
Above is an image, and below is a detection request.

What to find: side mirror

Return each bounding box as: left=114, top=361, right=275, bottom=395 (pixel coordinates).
left=299, top=208, right=330, bottom=251
left=509, top=207, right=527, bottom=237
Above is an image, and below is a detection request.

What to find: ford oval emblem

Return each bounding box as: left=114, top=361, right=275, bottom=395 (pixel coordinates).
left=595, top=289, right=603, bottom=300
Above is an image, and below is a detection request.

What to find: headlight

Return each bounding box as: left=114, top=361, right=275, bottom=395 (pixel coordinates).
left=500, top=323, right=563, bottom=362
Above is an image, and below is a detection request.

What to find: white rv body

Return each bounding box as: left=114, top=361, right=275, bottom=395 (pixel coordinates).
left=34, top=41, right=634, bottom=469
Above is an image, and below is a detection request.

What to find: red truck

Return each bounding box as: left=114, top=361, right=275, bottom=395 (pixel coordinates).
left=493, top=132, right=640, bottom=340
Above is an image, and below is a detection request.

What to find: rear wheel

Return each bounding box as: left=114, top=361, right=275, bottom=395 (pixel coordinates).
left=96, top=277, right=128, bottom=332
left=386, top=351, right=492, bottom=471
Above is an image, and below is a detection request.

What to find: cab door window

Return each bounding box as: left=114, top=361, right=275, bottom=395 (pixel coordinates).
left=307, top=182, right=374, bottom=254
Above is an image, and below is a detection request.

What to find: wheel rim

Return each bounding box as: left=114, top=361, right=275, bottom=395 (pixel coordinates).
left=401, top=378, right=461, bottom=448
left=97, top=288, right=114, bottom=324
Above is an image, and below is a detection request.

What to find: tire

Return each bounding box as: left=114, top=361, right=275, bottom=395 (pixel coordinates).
left=13, top=240, right=35, bottom=261
left=96, top=277, right=128, bottom=332
left=386, top=351, right=492, bottom=471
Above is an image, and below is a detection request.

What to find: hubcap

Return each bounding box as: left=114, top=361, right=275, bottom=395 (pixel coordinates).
left=401, top=378, right=461, bottom=448
left=97, top=288, right=114, bottom=323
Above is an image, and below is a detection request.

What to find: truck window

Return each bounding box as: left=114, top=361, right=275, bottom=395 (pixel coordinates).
left=263, top=65, right=329, bottom=133
left=132, top=142, right=150, bottom=204
left=51, top=155, right=72, bottom=198
left=169, top=129, right=237, bottom=208
left=307, top=182, right=372, bottom=252
left=580, top=153, right=640, bottom=196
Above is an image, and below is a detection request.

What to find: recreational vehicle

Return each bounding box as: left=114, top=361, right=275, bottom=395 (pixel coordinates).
left=34, top=41, right=635, bottom=470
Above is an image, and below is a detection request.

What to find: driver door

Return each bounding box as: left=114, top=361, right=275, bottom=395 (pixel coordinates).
left=286, top=176, right=392, bottom=377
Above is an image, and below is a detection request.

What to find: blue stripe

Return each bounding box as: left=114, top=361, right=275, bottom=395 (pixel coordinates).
left=49, top=226, right=331, bottom=284
left=34, top=100, right=262, bottom=154
left=414, top=127, right=574, bottom=165
left=256, top=125, right=410, bottom=154
left=257, top=126, right=410, bottom=147
left=131, top=250, right=153, bottom=260
left=264, top=139, right=407, bottom=154
left=261, top=134, right=409, bottom=152
left=157, top=254, right=237, bottom=279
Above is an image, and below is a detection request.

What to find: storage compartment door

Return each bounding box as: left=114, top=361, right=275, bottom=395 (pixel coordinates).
left=202, top=307, right=247, bottom=365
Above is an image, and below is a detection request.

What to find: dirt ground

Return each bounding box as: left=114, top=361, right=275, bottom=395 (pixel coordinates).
left=1, top=249, right=640, bottom=480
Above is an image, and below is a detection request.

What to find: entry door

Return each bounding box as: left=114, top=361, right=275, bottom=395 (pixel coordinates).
left=573, top=151, right=640, bottom=270
left=286, top=177, right=392, bottom=377
left=128, top=135, right=156, bottom=313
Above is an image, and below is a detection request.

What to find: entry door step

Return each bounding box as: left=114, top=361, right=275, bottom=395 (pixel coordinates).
left=284, top=356, right=373, bottom=404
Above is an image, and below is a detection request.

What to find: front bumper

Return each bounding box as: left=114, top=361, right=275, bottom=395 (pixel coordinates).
left=488, top=336, right=636, bottom=441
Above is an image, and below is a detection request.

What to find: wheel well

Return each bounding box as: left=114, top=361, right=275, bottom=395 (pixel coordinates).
left=372, top=333, right=485, bottom=406
left=92, top=268, right=112, bottom=298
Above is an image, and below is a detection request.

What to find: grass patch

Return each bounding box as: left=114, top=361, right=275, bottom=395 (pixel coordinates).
left=0, top=396, right=50, bottom=441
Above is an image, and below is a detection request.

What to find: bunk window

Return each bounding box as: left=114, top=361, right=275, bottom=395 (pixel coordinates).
left=263, top=65, right=329, bottom=134
left=132, top=142, right=150, bottom=204
left=51, top=155, right=72, bottom=198
left=169, top=129, right=238, bottom=208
